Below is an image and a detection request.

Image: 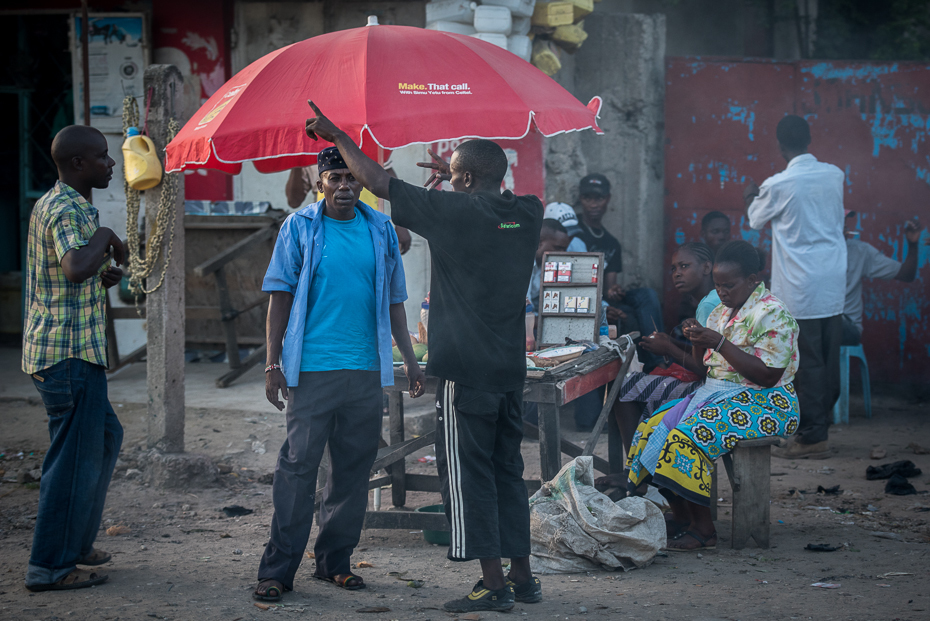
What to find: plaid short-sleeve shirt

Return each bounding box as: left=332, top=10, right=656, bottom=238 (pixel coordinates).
left=22, top=181, right=109, bottom=374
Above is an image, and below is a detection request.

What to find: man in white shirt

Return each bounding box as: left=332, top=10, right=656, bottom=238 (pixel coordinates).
left=842, top=211, right=922, bottom=345
left=744, top=115, right=846, bottom=459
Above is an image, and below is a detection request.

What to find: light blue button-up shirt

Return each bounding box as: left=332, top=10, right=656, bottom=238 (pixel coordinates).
left=262, top=199, right=407, bottom=387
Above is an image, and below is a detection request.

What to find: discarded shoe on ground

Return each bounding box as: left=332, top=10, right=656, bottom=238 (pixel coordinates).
left=865, top=460, right=922, bottom=480
left=884, top=473, right=917, bottom=496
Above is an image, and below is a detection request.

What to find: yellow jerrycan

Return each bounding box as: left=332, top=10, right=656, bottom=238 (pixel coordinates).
left=122, top=127, right=163, bottom=190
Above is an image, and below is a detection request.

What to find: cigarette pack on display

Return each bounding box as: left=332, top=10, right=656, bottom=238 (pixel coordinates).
left=591, top=262, right=598, bottom=283
left=471, top=32, right=509, bottom=49
left=531, top=1, right=574, bottom=27
left=427, top=20, right=477, bottom=35
left=563, top=296, right=577, bottom=313
left=426, top=0, right=478, bottom=24
left=542, top=290, right=560, bottom=313
left=482, top=0, right=537, bottom=18
left=557, top=261, right=573, bottom=283
left=543, top=261, right=557, bottom=283
left=473, top=5, right=513, bottom=34
left=576, top=296, right=590, bottom=313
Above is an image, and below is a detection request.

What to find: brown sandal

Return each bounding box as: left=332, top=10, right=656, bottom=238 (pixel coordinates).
left=26, top=568, right=108, bottom=592
left=314, top=572, right=366, bottom=590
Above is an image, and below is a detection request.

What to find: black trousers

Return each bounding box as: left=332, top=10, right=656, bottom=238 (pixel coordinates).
left=258, top=370, right=382, bottom=590
left=435, top=380, right=531, bottom=561
left=795, top=316, right=843, bottom=445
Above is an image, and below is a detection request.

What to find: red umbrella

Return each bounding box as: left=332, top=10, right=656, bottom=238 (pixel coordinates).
left=165, top=21, right=602, bottom=174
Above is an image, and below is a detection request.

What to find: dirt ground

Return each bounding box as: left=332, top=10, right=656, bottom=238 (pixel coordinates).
left=1, top=383, right=929, bottom=621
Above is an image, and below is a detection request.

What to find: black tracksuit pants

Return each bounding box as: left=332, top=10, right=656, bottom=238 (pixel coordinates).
left=435, top=379, right=532, bottom=561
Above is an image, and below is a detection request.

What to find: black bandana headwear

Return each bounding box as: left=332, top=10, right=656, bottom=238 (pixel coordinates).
left=317, top=146, right=348, bottom=175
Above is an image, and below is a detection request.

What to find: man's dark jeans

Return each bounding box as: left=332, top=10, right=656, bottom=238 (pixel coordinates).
left=795, top=316, right=842, bottom=445
left=25, top=358, right=123, bottom=587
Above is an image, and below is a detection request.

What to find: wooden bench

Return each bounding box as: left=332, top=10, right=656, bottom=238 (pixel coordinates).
left=710, top=436, right=780, bottom=549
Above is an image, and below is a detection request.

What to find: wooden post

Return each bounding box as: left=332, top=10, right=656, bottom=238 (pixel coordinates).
left=389, top=391, right=406, bottom=507
left=730, top=439, right=778, bottom=549
left=607, top=403, right=624, bottom=475
left=537, top=402, right=562, bottom=482
left=144, top=65, right=186, bottom=453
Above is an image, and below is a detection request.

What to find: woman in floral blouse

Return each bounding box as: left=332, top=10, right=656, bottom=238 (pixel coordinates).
left=626, top=240, right=800, bottom=551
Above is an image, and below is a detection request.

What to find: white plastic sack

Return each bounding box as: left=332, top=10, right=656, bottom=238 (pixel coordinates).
left=529, top=457, right=665, bottom=574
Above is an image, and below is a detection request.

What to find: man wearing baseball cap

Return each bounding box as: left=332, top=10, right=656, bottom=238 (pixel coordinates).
left=574, top=173, right=664, bottom=371
left=543, top=202, right=587, bottom=252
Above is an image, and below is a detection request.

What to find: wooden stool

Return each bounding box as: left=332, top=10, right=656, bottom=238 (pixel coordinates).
left=709, top=436, right=780, bottom=549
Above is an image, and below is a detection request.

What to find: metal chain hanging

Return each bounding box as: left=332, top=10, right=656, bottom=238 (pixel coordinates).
left=121, top=95, right=181, bottom=312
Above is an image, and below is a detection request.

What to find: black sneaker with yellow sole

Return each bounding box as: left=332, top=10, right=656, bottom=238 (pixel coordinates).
left=507, top=575, right=542, bottom=603
left=443, top=580, right=515, bottom=613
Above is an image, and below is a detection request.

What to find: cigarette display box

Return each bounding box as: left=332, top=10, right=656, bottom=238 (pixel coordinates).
left=534, top=251, right=605, bottom=347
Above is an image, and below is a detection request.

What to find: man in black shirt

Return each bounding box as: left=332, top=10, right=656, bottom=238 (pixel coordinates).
left=575, top=173, right=663, bottom=370
left=305, top=102, right=543, bottom=613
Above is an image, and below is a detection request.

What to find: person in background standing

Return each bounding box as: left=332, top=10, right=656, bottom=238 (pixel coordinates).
left=745, top=114, right=846, bottom=459
left=22, top=125, right=125, bottom=592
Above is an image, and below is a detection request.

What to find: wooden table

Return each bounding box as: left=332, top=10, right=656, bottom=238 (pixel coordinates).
left=362, top=347, right=626, bottom=532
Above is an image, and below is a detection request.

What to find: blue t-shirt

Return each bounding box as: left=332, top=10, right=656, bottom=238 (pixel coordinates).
left=696, top=289, right=722, bottom=327
left=300, top=210, right=379, bottom=372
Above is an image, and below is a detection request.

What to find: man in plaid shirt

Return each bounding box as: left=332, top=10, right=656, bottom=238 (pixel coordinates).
left=23, top=125, right=126, bottom=592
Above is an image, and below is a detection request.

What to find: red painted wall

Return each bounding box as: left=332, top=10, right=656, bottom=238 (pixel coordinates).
left=664, top=57, right=930, bottom=385
left=152, top=0, right=233, bottom=200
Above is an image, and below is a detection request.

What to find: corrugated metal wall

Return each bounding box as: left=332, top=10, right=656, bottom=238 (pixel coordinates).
left=664, top=57, right=930, bottom=385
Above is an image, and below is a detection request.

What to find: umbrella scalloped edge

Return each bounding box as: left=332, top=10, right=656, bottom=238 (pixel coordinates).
left=166, top=106, right=603, bottom=175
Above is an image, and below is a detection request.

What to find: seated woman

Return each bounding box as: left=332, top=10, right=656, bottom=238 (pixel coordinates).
left=626, top=240, right=799, bottom=551
left=595, top=242, right=720, bottom=489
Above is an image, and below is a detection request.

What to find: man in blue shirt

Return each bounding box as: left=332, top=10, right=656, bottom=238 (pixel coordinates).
left=254, top=147, right=425, bottom=602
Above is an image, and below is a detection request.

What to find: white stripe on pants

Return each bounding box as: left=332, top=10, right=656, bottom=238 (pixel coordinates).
left=443, top=381, right=466, bottom=558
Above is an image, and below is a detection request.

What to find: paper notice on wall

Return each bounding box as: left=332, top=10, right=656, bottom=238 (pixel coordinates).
left=72, top=14, right=148, bottom=133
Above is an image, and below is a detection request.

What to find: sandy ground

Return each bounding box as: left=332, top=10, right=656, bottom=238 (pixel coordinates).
left=1, top=359, right=929, bottom=621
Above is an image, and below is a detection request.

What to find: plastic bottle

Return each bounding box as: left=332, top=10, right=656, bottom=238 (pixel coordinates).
left=122, top=126, right=163, bottom=190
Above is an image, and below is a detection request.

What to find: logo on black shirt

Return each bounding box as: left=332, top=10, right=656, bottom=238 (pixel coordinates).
left=498, top=222, right=521, bottom=229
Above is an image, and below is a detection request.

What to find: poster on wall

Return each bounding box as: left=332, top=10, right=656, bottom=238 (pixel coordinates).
left=71, top=13, right=150, bottom=134
left=430, top=132, right=545, bottom=199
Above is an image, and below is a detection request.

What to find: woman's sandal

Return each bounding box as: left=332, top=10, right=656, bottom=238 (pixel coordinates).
left=253, top=579, right=287, bottom=602
left=78, top=548, right=111, bottom=566
left=665, top=529, right=717, bottom=552
left=25, top=568, right=108, bottom=592
left=314, top=572, right=366, bottom=590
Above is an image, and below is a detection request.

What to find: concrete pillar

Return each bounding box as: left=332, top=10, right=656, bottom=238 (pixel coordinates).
left=572, top=14, right=666, bottom=291
left=144, top=65, right=186, bottom=453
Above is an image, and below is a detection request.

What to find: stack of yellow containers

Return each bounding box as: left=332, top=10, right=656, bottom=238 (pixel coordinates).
left=529, top=0, right=595, bottom=76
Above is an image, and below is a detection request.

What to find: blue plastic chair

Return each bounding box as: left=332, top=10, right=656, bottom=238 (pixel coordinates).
left=832, top=344, right=872, bottom=424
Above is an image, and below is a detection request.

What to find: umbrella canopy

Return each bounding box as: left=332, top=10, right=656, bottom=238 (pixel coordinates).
left=165, top=22, right=602, bottom=174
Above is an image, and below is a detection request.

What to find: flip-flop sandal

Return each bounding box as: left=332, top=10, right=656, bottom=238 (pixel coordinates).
left=665, top=529, right=717, bottom=552
left=253, top=579, right=288, bottom=602
left=78, top=549, right=111, bottom=566
left=314, top=572, right=366, bottom=590
left=26, top=569, right=108, bottom=592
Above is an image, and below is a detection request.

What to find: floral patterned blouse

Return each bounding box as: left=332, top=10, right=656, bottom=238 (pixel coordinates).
left=703, top=282, right=799, bottom=388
